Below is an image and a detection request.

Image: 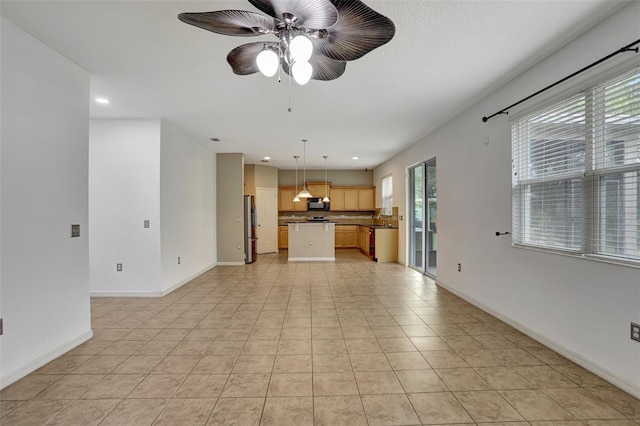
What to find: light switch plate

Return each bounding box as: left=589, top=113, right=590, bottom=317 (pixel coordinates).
left=71, top=224, right=80, bottom=237
left=144, top=220, right=150, bottom=228
left=0, top=318, right=3, bottom=336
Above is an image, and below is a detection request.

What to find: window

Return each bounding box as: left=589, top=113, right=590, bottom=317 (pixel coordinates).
left=381, top=174, right=393, bottom=215
left=512, top=67, right=640, bottom=264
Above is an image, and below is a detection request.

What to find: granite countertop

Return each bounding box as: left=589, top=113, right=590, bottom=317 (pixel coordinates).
left=282, top=222, right=397, bottom=229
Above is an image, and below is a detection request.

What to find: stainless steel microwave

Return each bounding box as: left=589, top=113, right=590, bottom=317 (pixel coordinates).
left=308, top=198, right=330, bottom=211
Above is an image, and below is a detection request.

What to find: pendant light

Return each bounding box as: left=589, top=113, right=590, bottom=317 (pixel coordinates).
left=322, top=155, right=330, bottom=203
left=296, top=139, right=313, bottom=198
left=293, top=155, right=300, bottom=203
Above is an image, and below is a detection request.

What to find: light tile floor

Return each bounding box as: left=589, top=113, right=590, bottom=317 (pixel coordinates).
left=1, top=249, right=639, bottom=425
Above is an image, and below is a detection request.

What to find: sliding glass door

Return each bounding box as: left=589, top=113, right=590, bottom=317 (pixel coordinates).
left=409, top=165, right=424, bottom=270
left=408, top=159, right=437, bottom=277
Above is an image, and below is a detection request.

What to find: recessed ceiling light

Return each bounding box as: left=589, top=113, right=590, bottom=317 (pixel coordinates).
left=95, top=97, right=110, bottom=104
left=352, top=156, right=359, bottom=160
left=263, top=156, right=271, bottom=160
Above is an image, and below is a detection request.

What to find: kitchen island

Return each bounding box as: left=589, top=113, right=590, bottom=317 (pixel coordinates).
left=287, top=222, right=335, bottom=262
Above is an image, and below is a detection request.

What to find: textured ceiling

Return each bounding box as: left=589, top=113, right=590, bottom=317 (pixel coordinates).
left=0, top=0, right=629, bottom=169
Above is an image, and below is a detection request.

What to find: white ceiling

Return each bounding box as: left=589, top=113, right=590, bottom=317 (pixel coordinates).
left=0, top=0, right=629, bottom=169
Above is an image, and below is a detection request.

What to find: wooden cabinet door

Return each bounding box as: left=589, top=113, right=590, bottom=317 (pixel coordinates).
left=278, top=226, right=288, bottom=249
left=343, top=229, right=358, bottom=248
left=293, top=198, right=308, bottom=211
left=334, top=228, right=344, bottom=248
left=358, top=188, right=375, bottom=210
left=279, top=188, right=294, bottom=211
left=279, top=187, right=308, bottom=211
left=307, top=183, right=329, bottom=199
left=344, top=188, right=359, bottom=210
left=330, top=188, right=344, bottom=211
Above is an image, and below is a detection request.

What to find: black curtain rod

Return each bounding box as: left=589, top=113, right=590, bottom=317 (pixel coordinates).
left=482, top=38, right=640, bottom=122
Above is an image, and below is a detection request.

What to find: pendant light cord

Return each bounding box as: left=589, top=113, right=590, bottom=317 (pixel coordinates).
left=302, top=140, right=307, bottom=190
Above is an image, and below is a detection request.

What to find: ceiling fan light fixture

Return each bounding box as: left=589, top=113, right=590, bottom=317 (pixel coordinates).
left=292, top=61, right=312, bottom=85
left=289, top=35, right=313, bottom=62
left=256, top=48, right=279, bottom=77
left=179, top=1, right=395, bottom=84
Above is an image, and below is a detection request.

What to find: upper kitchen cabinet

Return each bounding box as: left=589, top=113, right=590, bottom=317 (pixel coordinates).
left=278, top=186, right=308, bottom=211
left=306, top=182, right=331, bottom=200
left=330, top=187, right=345, bottom=210
left=330, top=186, right=375, bottom=211
left=358, top=187, right=374, bottom=210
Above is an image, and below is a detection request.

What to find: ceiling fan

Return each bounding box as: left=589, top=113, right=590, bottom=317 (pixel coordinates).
left=178, top=0, right=395, bottom=85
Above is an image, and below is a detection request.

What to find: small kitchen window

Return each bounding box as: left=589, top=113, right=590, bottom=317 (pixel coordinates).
left=381, top=174, right=393, bottom=215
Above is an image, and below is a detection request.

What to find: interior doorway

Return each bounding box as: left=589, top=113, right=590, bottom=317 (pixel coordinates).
left=256, top=187, right=278, bottom=254
left=408, top=158, right=437, bottom=277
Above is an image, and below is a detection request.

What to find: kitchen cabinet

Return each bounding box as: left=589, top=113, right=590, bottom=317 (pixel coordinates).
left=278, top=226, right=288, bottom=249
left=343, top=228, right=358, bottom=248
left=306, top=182, right=331, bottom=200
left=344, top=188, right=359, bottom=210
left=279, top=187, right=307, bottom=212
left=358, top=187, right=375, bottom=210
left=329, top=188, right=345, bottom=210
left=335, top=225, right=358, bottom=248
left=359, top=226, right=370, bottom=256
left=330, top=186, right=375, bottom=211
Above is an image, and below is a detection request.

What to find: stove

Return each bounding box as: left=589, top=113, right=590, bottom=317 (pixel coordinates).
left=307, top=216, right=330, bottom=222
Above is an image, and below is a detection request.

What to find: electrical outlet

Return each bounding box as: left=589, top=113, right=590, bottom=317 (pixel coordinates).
left=457, top=263, right=461, bottom=272
left=178, top=256, right=181, bottom=264
left=71, top=224, right=80, bottom=237
left=631, top=322, right=640, bottom=342
left=116, top=263, right=123, bottom=272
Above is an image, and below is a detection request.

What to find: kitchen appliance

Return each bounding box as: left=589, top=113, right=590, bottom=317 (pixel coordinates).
left=308, top=197, right=330, bottom=211
left=307, top=216, right=330, bottom=222
left=369, top=227, right=376, bottom=261
left=244, top=195, right=257, bottom=263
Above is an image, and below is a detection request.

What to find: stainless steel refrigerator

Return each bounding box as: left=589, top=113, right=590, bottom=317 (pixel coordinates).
left=244, top=195, right=257, bottom=263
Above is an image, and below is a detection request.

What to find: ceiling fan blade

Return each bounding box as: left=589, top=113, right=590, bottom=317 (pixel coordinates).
left=178, top=10, right=275, bottom=36
left=282, top=54, right=346, bottom=81
left=310, top=55, right=347, bottom=81
left=315, top=0, right=395, bottom=61
left=227, top=42, right=279, bottom=75
left=248, top=0, right=337, bottom=29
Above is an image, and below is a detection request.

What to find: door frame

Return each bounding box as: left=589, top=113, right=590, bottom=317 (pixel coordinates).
left=406, top=157, right=437, bottom=278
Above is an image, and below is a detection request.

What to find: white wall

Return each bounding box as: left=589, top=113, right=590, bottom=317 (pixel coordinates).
left=89, top=119, right=162, bottom=296
left=160, top=121, right=215, bottom=293
left=375, top=2, right=640, bottom=397
left=0, top=18, right=91, bottom=388
left=278, top=169, right=373, bottom=186
left=217, top=153, right=245, bottom=264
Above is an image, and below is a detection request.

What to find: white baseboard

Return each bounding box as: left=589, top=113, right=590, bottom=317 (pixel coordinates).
left=91, top=264, right=218, bottom=298
left=0, top=329, right=93, bottom=390
left=91, top=291, right=163, bottom=297
left=436, top=278, right=640, bottom=399
left=288, top=257, right=336, bottom=262
left=216, top=261, right=245, bottom=266
left=161, top=263, right=217, bottom=296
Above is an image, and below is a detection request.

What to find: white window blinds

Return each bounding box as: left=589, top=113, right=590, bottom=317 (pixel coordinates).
left=511, top=67, right=640, bottom=264
left=381, top=175, right=393, bottom=215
